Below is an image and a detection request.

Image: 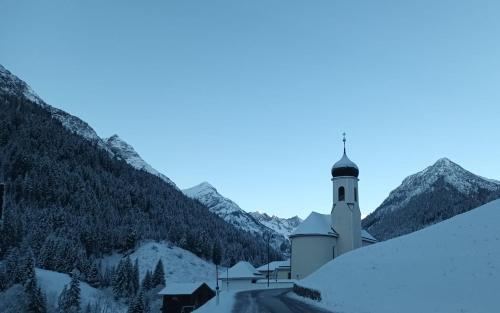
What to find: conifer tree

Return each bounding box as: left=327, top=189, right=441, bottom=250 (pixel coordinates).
left=141, top=270, right=152, bottom=291
left=132, top=259, right=140, bottom=295
left=151, top=259, right=165, bottom=288
left=112, top=260, right=127, bottom=299
left=127, top=291, right=146, bottom=313
left=86, top=260, right=100, bottom=288
left=25, top=277, right=47, bottom=313
left=58, top=272, right=81, bottom=313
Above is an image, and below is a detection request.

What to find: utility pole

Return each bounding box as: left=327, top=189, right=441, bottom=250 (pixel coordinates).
left=266, top=232, right=273, bottom=287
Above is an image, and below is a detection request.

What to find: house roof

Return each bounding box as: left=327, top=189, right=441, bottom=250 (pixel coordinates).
left=290, top=212, right=377, bottom=242
left=361, top=229, right=377, bottom=242
left=256, top=260, right=290, bottom=272
left=158, top=282, right=211, bottom=295
left=224, top=261, right=262, bottom=279
left=290, top=212, right=338, bottom=237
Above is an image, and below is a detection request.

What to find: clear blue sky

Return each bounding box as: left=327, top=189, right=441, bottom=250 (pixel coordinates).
left=1, top=0, right=500, bottom=219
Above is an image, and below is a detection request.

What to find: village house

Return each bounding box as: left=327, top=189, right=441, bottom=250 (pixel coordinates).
left=159, top=282, right=215, bottom=313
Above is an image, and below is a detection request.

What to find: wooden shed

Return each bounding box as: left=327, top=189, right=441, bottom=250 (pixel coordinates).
left=159, top=282, right=215, bottom=313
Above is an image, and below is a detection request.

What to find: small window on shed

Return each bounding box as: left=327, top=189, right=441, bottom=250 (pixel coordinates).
left=338, top=186, right=345, bottom=202
left=354, top=187, right=358, bottom=202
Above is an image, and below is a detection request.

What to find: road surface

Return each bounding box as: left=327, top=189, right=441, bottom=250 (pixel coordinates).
left=232, top=288, right=333, bottom=313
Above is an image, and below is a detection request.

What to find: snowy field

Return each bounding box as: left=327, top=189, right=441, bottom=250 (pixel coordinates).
left=300, top=199, right=500, bottom=313
left=36, top=268, right=126, bottom=312
left=102, top=241, right=218, bottom=284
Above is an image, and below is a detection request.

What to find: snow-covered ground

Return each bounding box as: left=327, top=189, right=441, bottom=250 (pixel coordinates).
left=102, top=241, right=217, bottom=284
left=36, top=268, right=126, bottom=312
left=299, top=199, right=500, bottom=313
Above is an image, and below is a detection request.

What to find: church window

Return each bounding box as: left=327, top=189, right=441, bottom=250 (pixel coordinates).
left=338, top=186, right=345, bottom=202
left=332, top=246, right=335, bottom=259
left=354, top=187, right=358, bottom=202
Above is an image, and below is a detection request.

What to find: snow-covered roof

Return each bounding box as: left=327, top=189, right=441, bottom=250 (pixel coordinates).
left=361, top=229, right=377, bottom=242
left=332, top=152, right=359, bottom=170
left=256, top=260, right=290, bottom=272
left=223, top=261, right=262, bottom=279
left=291, top=212, right=377, bottom=242
left=290, top=212, right=337, bottom=237
left=158, top=282, right=211, bottom=295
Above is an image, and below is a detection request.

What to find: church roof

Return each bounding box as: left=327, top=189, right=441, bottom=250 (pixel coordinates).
left=361, top=229, right=377, bottom=242
left=331, top=151, right=359, bottom=178
left=290, top=212, right=338, bottom=237
left=290, top=212, right=377, bottom=242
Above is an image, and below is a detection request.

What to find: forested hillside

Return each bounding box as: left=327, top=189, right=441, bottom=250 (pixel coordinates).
left=0, top=77, right=280, bottom=279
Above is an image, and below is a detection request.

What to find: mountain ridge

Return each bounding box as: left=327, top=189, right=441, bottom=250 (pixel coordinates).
left=183, top=182, right=292, bottom=253
left=363, top=157, right=500, bottom=240
left=104, top=134, right=178, bottom=189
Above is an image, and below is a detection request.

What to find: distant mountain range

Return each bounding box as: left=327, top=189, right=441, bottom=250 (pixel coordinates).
left=363, top=158, right=500, bottom=241
left=183, top=182, right=301, bottom=253
left=249, top=211, right=302, bottom=238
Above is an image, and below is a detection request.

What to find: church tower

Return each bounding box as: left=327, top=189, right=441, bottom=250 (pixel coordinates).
left=331, top=134, right=362, bottom=257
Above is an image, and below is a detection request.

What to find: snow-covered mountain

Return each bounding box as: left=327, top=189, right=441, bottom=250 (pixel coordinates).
left=0, top=64, right=113, bottom=154
left=183, top=182, right=291, bottom=251
left=105, top=134, right=178, bottom=189
left=1, top=64, right=179, bottom=188
left=183, top=182, right=267, bottom=234
left=300, top=198, right=500, bottom=313
left=249, top=212, right=302, bottom=238
left=363, top=157, right=500, bottom=240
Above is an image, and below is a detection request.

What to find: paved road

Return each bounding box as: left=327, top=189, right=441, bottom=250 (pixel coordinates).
left=232, top=288, right=333, bottom=313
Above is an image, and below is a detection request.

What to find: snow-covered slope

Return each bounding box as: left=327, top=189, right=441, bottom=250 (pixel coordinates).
left=363, top=158, right=500, bottom=240
left=102, top=241, right=217, bottom=284
left=250, top=212, right=302, bottom=238
left=105, top=135, right=178, bottom=189
left=300, top=199, right=500, bottom=313
left=36, top=268, right=125, bottom=312
left=0, top=64, right=112, bottom=154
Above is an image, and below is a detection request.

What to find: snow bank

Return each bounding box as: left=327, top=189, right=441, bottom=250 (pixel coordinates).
left=299, top=199, right=500, bottom=313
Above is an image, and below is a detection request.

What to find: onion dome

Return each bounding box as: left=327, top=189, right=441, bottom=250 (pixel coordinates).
left=331, top=133, right=359, bottom=178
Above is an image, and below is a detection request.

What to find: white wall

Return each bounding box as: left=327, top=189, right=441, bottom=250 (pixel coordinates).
left=291, top=235, right=337, bottom=279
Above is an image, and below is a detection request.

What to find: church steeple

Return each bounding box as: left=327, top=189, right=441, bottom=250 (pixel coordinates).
left=331, top=133, right=359, bottom=178
left=331, top=133, right=362, bottom=256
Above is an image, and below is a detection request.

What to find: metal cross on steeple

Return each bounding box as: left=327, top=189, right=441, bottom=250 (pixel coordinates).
left=342, top=132, right=346, bottom=153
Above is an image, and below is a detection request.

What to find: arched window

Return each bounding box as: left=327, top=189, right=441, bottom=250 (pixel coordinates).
left=338, top=186, right=345, bottom=202
left=354, top=187, right=358, bottom=202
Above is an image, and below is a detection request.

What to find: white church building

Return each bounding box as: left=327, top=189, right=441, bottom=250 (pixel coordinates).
left=290, top=137, right=377, bottom=279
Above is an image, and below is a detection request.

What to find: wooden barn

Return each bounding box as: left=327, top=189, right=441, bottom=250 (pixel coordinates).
left=159, top=282, right=215, bottom=313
